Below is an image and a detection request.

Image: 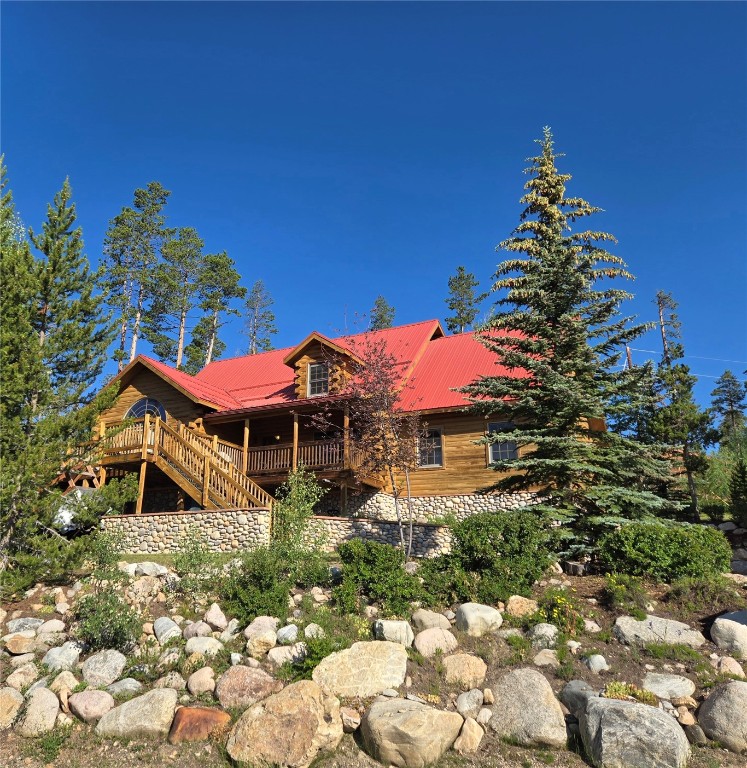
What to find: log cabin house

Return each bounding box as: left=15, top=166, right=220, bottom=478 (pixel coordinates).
left=74, top=320, right=536, bottom=521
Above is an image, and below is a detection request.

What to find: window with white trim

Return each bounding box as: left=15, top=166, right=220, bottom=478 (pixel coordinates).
left=126, top=397, right=167, bottom=420
left=307, top=362, right=329, bottom=397
left=418, top=427, right=443, bottom=467
left=487, top=422, right=518, bottom=462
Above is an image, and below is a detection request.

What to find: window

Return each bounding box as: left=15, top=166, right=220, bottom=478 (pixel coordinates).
left=126, top=397, right=167, bottom=420
left=487, top=422, right=518, bottom=462
left=418, top=427, right=443, bottom=467
left=308, top=363, right=329, bottom=397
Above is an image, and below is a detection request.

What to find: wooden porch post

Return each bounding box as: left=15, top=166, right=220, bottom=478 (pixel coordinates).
left=202, top=455, right=211, bottom=507
left=135, top=460, right=147, bottom=515
left=98, top=420, right=106, bottom=440
left=292, top=413, right=299, bottom=471
left=242, top=419, right=250, bottom=474
left=212, top=434, right=218, bottom=452
left=152, top=418, right=160, bottom=459
left=343, top=403, right=350, bottom=468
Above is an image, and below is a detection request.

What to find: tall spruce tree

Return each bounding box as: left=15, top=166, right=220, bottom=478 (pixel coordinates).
left=370, top=295, right=395, bottom=330
left=1, top=164, right=115, bottom=592
left=463, top=129, right=669, bottom=556
left=444, top=266, right=485, bottom=333
left=711, top=370, right=746, bottom=444
left=244, top=279, right=277, bottom=354
left=183, top=251, right=245, bottom=373
left=100, top=182, right=170, bottom=370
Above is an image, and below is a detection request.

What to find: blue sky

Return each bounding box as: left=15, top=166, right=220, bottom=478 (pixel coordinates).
left=2, top=2, right=745, bottom=405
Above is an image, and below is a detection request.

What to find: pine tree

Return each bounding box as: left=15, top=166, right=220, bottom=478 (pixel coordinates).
left=444, top=266, right=485, bottom=333
left=463, top=128, right=669, bottom=557
left=730, top=455, right=747, bottom=527
left=143, top=226, right=204, bottom=368
left=100, top=182, right=170, bottom=370
left=711, top=370, right=746, bottom=444
left=245, top=279, right=277, bottom=354
left=370, top=295, right=395, bottom=330
left=183, top=252, right=246, bottom=373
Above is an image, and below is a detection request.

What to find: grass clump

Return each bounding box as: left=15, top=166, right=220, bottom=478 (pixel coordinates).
left=643, top=642, right=702, bottom=663
left=665, top=575, right=747, bottom=618
left=602, top=681, right=657, bottom=706
left=23, top=726, right=72, bottom=762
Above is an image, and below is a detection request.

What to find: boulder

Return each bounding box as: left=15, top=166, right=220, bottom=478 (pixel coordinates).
left=455, top=603, right=503, bottom=637
left=187, top=666, right=216, bottom=695
left=716, top=656, right=745, bottom=678
left=710, top=610, right=747, bottom=658
left=6, top=618, right=43, bottom=634
left=642, top=673, right=695, bottom=700
left=277, top=624, right=299, bottom=645
left=490, top=668, right=567, bottom=747
left=312, top=641, right=407, bottom=698
left=410, top=609, right=451, bottom=632
left=37, top=619, right=65, bottom=635
left=3, top=630, right=37, bottom=655
left=7, top=663, right=40, bottom=691
left=584, top=654, right=610, bottom=674
left=529, top=623, right=559, bottom=649
left=0, top=687, right=24, bottom=730
left=153, top=616, right=182, bottom=645
left=443, top=654, right=488, bottom=689
left=453, top=716, right=484, bottom=755
left=204, top=603, right=228, bottom=631
left=95, top=688, right=178, bottom=739
left=42, top=641, right=83, bottom=673
left=17, top=687, right=60, bottom=737
left=128, top=575, right=161, bottom=602
left=579, top=696, right=690, bottom=768
left=246, top=628, right=277, bottom=657
left=68, top=690, right=115, bottom=723
left=107, top=678, right=143, bottom=697
left=82, top=649, right=127, bottom=687
left=560, top=680, right=599, bottom=717
left=155, top=671, right=187, bottom=691
left=361, top=697, right=463, bottom=768
left=227, top=680, right=343, bottom=768
left=534, top=649, right=560, bottom=668
left=506, top=595, right=539, bottom=618
left=267, top=643, right=307, bottom=668
left=183, top=620, right=212, bottom=640
left=304, top=622, right=325, bottom=639
left=215, top=665, right=278, bottom=709
left=168, top=706, right=232, bottom=744
left=49, top=671, right=79, bottom=694
left=134, top=561, right=168, bottom=577
left=185, top=636, right=224, bottom=657
left=456, top=688, right=484, bottom=719
left=9, top=653, right=35, bottom=668
left=697, top=680, right=747, bottom=754
left=374, top=620, right=414, bottom=647
left=243, top=615, right=279, bottom=639
left=613, top=615, right=706, bottom=648
left=340, top=706, right=361, bottom=733
left=412, top=628, right=458, bottom=658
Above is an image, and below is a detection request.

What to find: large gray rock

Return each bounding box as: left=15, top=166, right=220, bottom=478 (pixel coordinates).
left=134, top=561, right=168, bottom=577
left=215, top=665, right=278, bottom=709
left=710, top=610, right=747, bottom=658
left=68, top=690, right=115, bottom=723
left=490, top=668, right=567, bottom=748
left=183, top=620, right=212, bottom=640
left=613, top=615, right=705, bottom=648
left=17, top=687, right=60, bottom=737
left=0, top=687, right=24, bottom=730
left=185, top=636, right=224, bottom=656
left=95, top=688, right=178, bottom=739
left=455, top=603, right=503, bottom=637
left=361, top=697, right=463, bottom=768
left=697, top=680, right=747, bottom=754
left=529, top=623, right=559, bottom=649
left=579, top=697, right=690, bottom=768
left=6, top=618, right=44, bottom=634
left=411, top=609, right=450, bottom=631
left=82, top=649, right=127, bottom=687
left=153, top=616, right=182, bottom=645
left=37, top=619, right=66, bottom=635
left=226, top=680, right=342, bottom=768
left=456, top=689, right=484, bottom=719
left=642, top=673, right=695, bottom=700
left=6, top=662, right=40, bottom=691
left=107, top=678, right=143, bottom=697
left=313, top=641, right=407, bottom=698
left=560, top=679, right=599, bottom=718
left=374, top=620, right=414, bottom=647
left=42, top=641, right=83, bottom=672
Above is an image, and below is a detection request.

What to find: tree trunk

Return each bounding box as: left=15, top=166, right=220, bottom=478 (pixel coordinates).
left=388, top=465, right=406, bottom=553
left=204, top=310, right=218, bottom=367
left=176, top=305, right=187, bottom=369
left=683, top=442, right=700, bottom=522
left=129, top=285, right=144, bottom=362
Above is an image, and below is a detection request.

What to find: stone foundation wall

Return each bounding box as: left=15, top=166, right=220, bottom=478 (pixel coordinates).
left=101, top=508, right=271, bottom=554
left=318, top=490, right=536, bottom=523
left=308, top=516, right=452, bottom=558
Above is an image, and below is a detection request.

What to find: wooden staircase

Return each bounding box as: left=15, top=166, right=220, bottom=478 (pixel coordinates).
left=98, top=416, right=274, bottom=511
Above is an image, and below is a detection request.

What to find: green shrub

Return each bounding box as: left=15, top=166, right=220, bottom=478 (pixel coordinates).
left=172, top=529, right=220, bottom=595
left=666, top=576, right=747, bottom=618
left=598, top=521, right=731, bottom=582
left=219, top=545, right=292, bottom=624
left=538, top=587, right=585, bottom=636
left=74, top=587, right=141, bottom=652
left=421, top=509, right=552, bottom=606
left=602, top=573, right=648, bottom=620
left=333, top=539, right=421, bottom=617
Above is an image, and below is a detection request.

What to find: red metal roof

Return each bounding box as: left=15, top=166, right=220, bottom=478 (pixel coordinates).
left=128, top=320, right=526, bottom=416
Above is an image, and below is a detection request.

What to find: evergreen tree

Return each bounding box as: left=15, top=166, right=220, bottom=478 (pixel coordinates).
left=444, top=266, right=485, bottom=333
left=370, top=295, right=395, bottom=330
left=463, top=129, right=669, bottom=557
left=100, top=182, right=170, bottom=370
left=183, top=251, right=245, bottom=373
left=711, top=370, right=746, bottom=443
left=245, top=279, right=277, bottom=354
left=730, top=455, right=747, bottom=527
left=143, top=226, right=204, bottom=368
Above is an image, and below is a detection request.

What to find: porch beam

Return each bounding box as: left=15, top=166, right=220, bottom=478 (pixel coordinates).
left=242, top=419, right=250, bottom=474
left=292, top=413, right=299, bottom=471
left=135, top=459, right=147, bottom=515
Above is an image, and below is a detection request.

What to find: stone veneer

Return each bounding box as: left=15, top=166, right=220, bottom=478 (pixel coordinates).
left=318, top=490, right=537, bottom=523
left=101, top=508, right=271, bottom=553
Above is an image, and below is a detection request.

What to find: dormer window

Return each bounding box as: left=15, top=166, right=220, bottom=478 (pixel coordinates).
left=308, top=363, right=329, bottom=397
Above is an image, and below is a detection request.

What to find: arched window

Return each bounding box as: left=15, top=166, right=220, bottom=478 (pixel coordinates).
left=126, top=397, right=167, bottom=420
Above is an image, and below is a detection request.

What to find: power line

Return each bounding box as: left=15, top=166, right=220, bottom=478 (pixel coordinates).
left=628, top=348, right=747, bottom=366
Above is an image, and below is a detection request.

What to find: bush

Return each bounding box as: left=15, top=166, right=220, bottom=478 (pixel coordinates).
left=422, top=509, right=553, bottom=606
left=75, top=587, right=141, bottom=651
left=665, top=576, right=747, bottom=618
left=172, top=529, right=220, bottom=595
left=602, top=574, right=648, bottom=620
left=219, top=545, right=292, bottom=624
left=333, top=539, right=421, bottom=617
left=537, top=587, right=585, bottom=636
left=598, top=521, right=732, bottom=582
left=418, top=554, right=476, bottom=607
